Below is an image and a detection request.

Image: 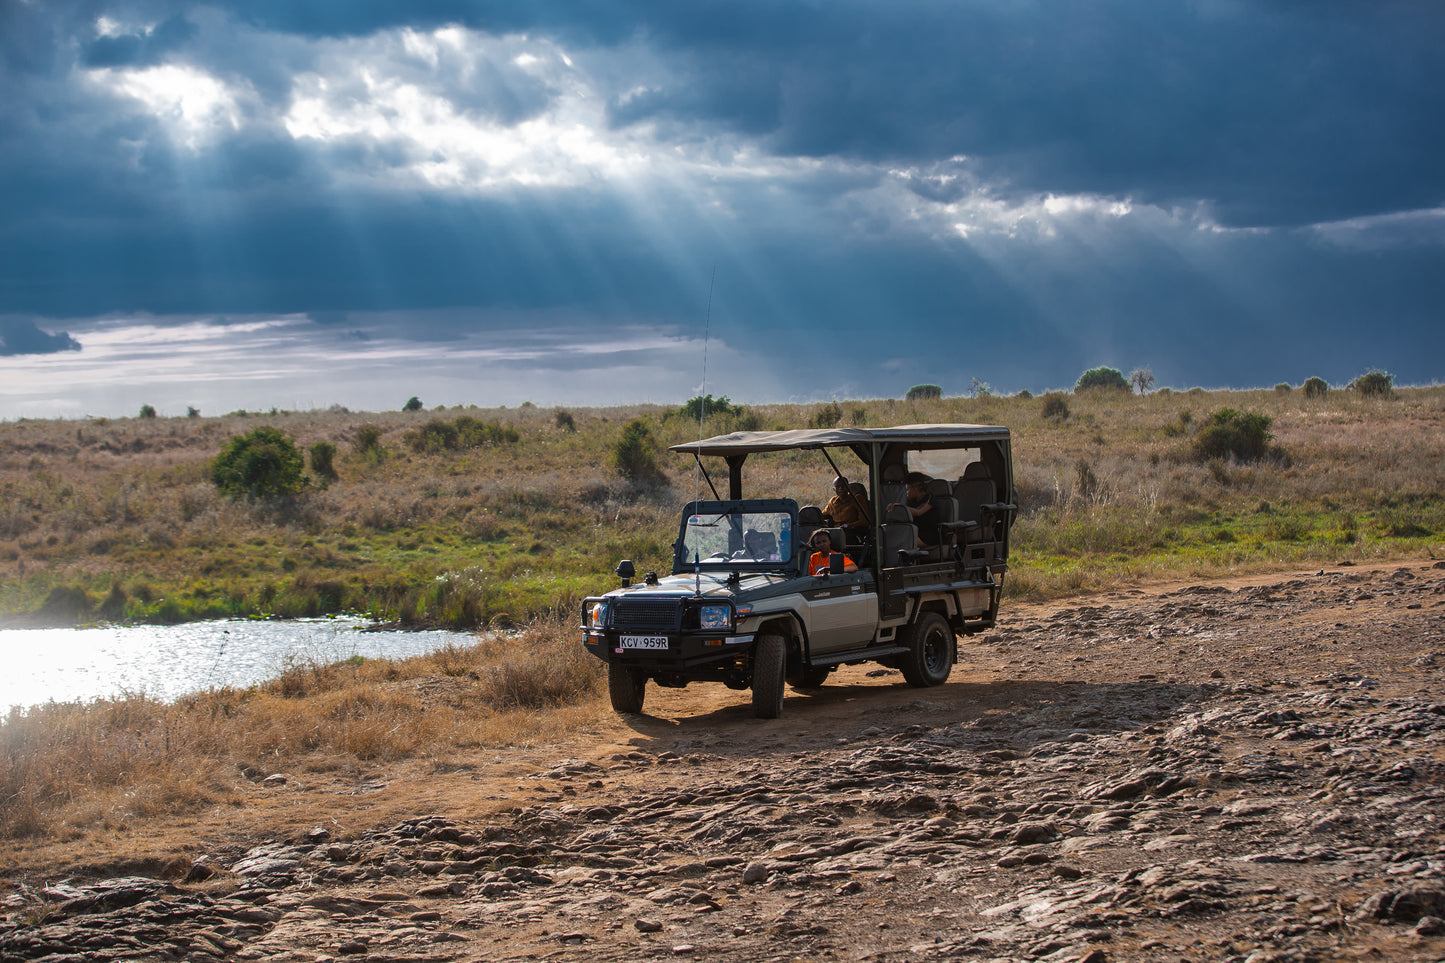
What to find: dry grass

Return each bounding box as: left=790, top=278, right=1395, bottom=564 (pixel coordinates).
left=1, top=385, right=1443, bottom=853
left=3, top=389, right=1443, bottom=621
left=0, top=615, right=603, bottom=841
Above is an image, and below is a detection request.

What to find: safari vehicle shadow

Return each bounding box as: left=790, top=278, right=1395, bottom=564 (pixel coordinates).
left=620, top=677, right=1222, bottom=761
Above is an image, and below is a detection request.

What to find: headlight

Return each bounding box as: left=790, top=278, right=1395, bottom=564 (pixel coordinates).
left=585, top=600, right=611, bottom=629
left=698, top=603, right=732, bottom=631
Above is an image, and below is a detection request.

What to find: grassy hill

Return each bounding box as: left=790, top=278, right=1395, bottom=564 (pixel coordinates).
left=2, top=385, right=1442, bottom=627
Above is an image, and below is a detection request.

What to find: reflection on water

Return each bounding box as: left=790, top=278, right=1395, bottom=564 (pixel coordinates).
left=0, top=619, right=477, bottom=712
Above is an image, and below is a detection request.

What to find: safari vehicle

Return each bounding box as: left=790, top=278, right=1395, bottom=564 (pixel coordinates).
left=581, top=425, right=1016, bottom=718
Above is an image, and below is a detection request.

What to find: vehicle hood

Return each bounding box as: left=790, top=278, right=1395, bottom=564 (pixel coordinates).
left=603, top=570, right=795, bottom=601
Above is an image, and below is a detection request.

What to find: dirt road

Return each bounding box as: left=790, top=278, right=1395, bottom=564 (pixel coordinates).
left=3, top=561, right=1444, bottom=961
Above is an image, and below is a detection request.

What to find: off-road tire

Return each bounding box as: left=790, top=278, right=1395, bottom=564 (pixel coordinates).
left=608, top=663, right=647, bottom=714
left=899, top=611, right=955, bottom=687
left=787, top=664, right=832, bottom=690
left=752, top=634, right=787, bottom=718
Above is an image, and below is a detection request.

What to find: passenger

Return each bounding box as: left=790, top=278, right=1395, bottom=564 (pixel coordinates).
left=807, top=530, right=858, bottom=575
left=888, top=472, right=939, bottom=548
left=821, top=475, right=871, bottom=536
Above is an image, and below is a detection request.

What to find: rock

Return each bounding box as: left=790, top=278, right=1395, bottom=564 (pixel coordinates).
left=741, top=863, right=770, bottom=884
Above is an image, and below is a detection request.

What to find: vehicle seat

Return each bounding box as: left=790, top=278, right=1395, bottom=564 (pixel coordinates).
left=880, top=464, right=907, bottom=514
left=796, top=505, right=825, bottom=561
left=881, top=503, right=921, bottom=566
left=847, top=483, right=872, bottom=521
left=925, top=478, right=958, bottom=561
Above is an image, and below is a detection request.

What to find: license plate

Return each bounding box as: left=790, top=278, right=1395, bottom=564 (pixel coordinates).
left=620, top=635, right=669, bottom=650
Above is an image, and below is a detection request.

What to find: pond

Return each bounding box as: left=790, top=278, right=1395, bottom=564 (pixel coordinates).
left=0, top=618, right=478, bottom=712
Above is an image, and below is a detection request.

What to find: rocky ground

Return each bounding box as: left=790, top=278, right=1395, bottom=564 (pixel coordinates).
left=3, top=561, right=1444, bottom=962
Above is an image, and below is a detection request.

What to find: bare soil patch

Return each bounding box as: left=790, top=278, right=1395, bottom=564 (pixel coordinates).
left=4, top=560, right=1444, bottom=961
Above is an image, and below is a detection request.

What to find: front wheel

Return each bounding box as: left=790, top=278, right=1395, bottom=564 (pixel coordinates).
left=608, top=663, right=647, bottom=713
left=751, top=634, right=787, bottom=718
left=900, top=612, right=955, bottom=687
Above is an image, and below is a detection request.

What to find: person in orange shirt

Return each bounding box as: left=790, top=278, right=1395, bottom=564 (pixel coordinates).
left=807, top=529, right=858, bottom=575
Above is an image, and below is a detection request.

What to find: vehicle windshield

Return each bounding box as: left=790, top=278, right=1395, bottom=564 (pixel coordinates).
left=681, top=509, right=793, bottom=567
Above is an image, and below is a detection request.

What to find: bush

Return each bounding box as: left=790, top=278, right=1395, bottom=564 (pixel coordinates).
left=353, top=424, right=384, bottom=456
left=402, top=396, right=424, bottom=412
left=212, top=427, right=308, bottom=500
left=186, top=406, right=201, bottom=418
left=405, top=417, right=519, bottom=453
left=678, top=394, right=742, bottom=421
left=809, top=401, right=843, bottom=429
left=138, top=404, right=157, bottom=419
left=309, top=441, right=338, bottom=481
left=905, top=384, right=943, bottom=402
left=1041, top=392, right=1070, bottom=422
left=1192, top=409, right=1273, bottom=462
left=1303, top=377, right=1329, bottom=399
left=555, top=409, right=576, bottom=432
left=1349, top=370, right=1394, bottom=398
left=612, top=419, right=666, bottom=484
left=1075, top=367, right=1130, bottom=393
left=1274, top=383, right=1292, bottom=395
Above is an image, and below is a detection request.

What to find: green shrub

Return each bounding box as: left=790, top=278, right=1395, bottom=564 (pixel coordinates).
left=808, top=401, right=843, bottom=429
left=555, top=409, right=576, bottom=432
left=405, top=418, right=460, bottom=453
left=353, top=424, right=384, bottom=457
left=211, top=427, right=308, bottom=500
left=1303, top=377, right=1329, bottom=399
left=905, top=384, right=943, bottom=402
left=186, top=406, right=201, bottom=418
left=1349, top=370, right=1394, bottom=398
left=402, top=396, right=424, bottom=412
left=309, top=441, right=338, bottom=481
left=1074, top=367, right=1130, bottom=393
left=1041, top=392, right=1070, bottom=422
left=138, top=404, right=157, bottom=419
left=678, top=394, right=742, bottom=421
left=1191, top=408, right=1274, bottom=462
left=611, top=419, right=665, bottom=484
left=1274, top=383, right=1292, bottom=395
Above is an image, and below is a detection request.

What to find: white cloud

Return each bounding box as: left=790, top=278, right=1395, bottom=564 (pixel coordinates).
left=1309, top=207, right=1445, bottom=249
left=89, top=64, right=247, bottom=150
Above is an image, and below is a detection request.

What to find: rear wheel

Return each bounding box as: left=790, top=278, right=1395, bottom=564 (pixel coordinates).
left=607, top=663, right=647, bottom=713
left=751, top=634, right=787, bottom=718
left=900, top=611, right=955, bottom=687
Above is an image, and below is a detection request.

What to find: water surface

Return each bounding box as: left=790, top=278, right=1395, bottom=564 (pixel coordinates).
left=0, top=618, right=476, bottom=712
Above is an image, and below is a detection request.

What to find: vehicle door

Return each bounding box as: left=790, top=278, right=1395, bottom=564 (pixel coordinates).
left=801, top=571, right=879, bottom=654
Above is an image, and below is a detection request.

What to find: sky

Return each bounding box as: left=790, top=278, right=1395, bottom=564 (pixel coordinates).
left=1, top=1, right=1442, bottom=419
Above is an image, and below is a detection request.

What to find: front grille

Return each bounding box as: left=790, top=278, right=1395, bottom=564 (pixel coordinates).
left=613, top=599, right=681, bottom=630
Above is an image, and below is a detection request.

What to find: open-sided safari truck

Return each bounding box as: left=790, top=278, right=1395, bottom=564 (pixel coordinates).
left=582, top=425, right=1016, bottom=717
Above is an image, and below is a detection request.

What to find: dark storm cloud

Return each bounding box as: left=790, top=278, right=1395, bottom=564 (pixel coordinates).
left=0, top=318, right=82, bottom=357
left=0, top=0, right=1440, bottom=413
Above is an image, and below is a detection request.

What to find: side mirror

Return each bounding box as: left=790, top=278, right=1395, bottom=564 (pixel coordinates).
left=616, top=559, right=636, bottom=587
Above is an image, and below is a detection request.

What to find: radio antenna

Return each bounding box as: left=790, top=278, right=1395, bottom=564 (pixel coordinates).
left=693, top=265, right=715, bottom=510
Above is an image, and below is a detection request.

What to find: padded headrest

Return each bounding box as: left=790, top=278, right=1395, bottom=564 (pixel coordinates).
left=798, top=505, right=824, bottom=525
left=882, top=464, right=906, bottom=482
left=885, top=504, right=912, bottom=523
left=926, top=478, right=951, bottom=497
left=963, top=461, right=991, bottom=479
